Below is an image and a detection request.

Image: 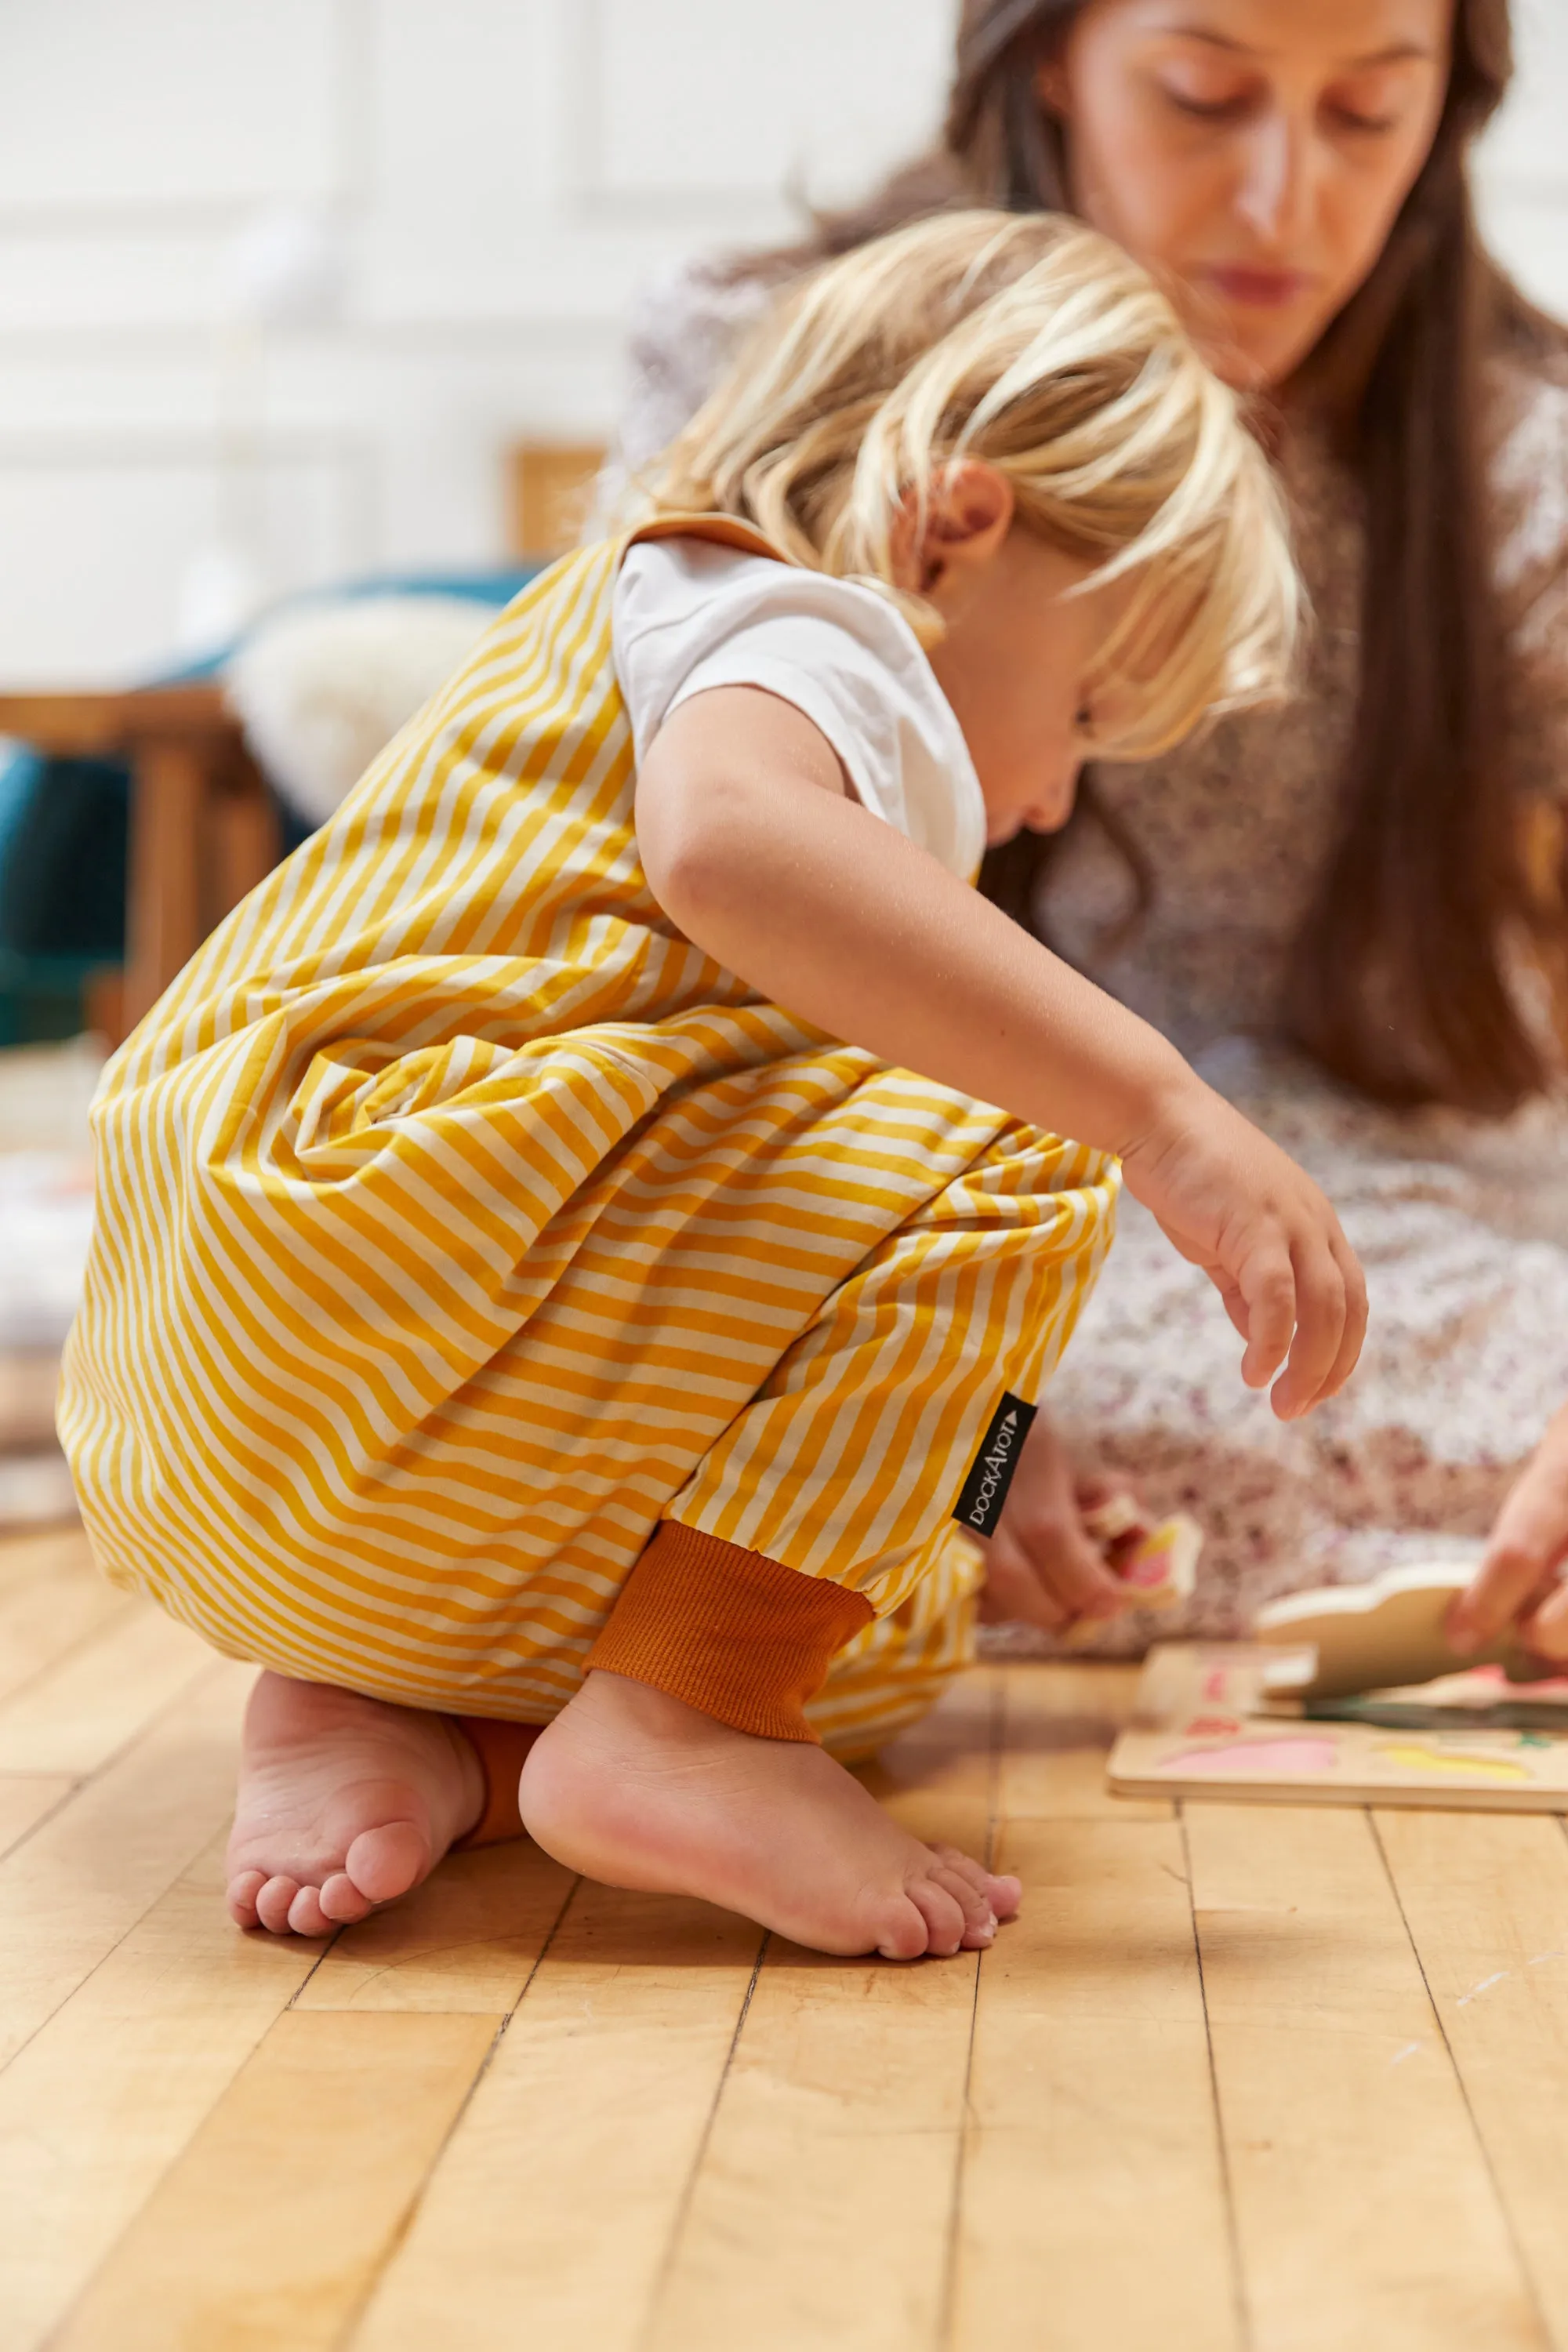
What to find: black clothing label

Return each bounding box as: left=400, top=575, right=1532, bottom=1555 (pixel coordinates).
left=952, top=1392, right=1037, bottom=1540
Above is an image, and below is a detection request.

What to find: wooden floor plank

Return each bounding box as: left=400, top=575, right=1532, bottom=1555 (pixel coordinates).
left=0, top=1833, right=321, bottom=2352
left=649, top=1937, right=978, bottom=2352
left=860, top=1668, right=997, bottom=1871
left=1188, top=1802, right=1547, bottom=2352
left=996, top=1661, right=1174, bottom=1822
left=296, top=1838, right=575, bottom=2014
left=644, top=1675, right=996, bottom=2352
left=0, top=1554, right=131, bottom=1708
left=0, top=1773, right=73, bottom=1860
left=0, top=1664, right=245, bottom=2073
left=0, top=1600, right=213, bottom=1774
left=1376, top=1809, right=1568, bottom=2348
left=350, top=1885, right=764, bottom=2352
left=951, top=1813, right=1239, bottom=2352
left=860, top=1667, right=997, bottom=1809
left=0, top=1526, right=93, bottom=1594
left=52, top=2008, right=499, bottom=2352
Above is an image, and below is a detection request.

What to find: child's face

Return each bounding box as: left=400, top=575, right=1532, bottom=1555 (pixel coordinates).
left=913, top=486, right=1131, bottom=847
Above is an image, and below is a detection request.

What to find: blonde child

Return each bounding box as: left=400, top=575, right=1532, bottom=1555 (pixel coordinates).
left=60, top=213, right=1364, bottom=1962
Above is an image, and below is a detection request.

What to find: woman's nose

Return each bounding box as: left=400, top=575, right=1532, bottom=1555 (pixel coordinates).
left=1235, top=114, right=1316, bottom=248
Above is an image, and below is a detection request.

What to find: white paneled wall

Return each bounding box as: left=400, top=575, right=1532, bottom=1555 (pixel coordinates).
left=1, top=0, right=1564, bottom=685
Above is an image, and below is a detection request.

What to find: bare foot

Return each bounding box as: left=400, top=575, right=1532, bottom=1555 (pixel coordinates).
left=226, top=1671, right=485, bottom=1936
left=518, top=1671, right=1022, bottom=1959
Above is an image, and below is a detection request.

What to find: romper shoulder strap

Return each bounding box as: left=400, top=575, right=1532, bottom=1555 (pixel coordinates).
left=621, top=510, right=787, bottom=566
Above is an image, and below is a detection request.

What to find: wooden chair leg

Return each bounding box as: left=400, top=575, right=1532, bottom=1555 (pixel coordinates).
left=124, top=739, right=207, bottom=1029
left=212, top=766, right=282, bottom=929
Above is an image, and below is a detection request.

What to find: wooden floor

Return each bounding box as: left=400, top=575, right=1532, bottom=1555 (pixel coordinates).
left=2, top=1526, right=1567, bottom=2350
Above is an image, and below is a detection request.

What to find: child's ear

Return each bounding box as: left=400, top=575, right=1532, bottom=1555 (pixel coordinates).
left=920, top=461, right=1014, bottom=590
left=888, top=463, right=1014, bottom=597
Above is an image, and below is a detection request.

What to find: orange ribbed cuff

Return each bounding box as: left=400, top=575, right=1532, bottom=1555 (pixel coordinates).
left=449, top=1716, right=542, bottom=1849
left=583, top=1521, right=874, bottom=1743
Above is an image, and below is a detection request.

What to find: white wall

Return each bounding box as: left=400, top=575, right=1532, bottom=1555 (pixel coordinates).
left=1, top=0, right=1564, bottom=687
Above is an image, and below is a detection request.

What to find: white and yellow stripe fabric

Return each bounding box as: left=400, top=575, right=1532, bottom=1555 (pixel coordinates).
left=59, top=517, right=1118, bottom=1754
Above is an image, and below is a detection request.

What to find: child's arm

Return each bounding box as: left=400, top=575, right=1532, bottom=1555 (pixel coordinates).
left=1450, top=1403, right=1568, bottom=1659
left=636, top=684, right=1367, bottom=1421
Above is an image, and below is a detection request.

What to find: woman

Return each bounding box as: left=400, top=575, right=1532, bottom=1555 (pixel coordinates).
left=610, top=0, right=1568, bottom=1656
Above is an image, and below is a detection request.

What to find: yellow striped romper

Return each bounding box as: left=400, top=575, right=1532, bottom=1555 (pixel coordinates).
left=59, top=517, right=1118, bottom=1762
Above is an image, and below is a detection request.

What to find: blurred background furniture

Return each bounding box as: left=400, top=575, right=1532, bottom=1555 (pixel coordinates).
left=0, top=685, right=278, bottom=1036
left=0, top=441, right=602, bottom=1051
left=508, top=442, right=608, bottom=560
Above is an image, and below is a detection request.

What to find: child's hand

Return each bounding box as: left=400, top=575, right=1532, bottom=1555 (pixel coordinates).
left=1120, top=1083, right=1367, bottom=1421
left=976, top=1411, right=1145, bottom=1635
left=1450, top=1403, right=1568, bottom=1660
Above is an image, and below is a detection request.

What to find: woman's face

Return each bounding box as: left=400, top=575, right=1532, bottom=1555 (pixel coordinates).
left=1042, top=0, right=1455, bottom=388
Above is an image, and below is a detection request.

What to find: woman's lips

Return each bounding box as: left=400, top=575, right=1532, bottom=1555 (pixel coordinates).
left=1200, top=263, right=1315, bottom=309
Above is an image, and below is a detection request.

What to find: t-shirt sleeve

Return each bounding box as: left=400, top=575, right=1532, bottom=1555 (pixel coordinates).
left=612, top=538, right=986, bottom=880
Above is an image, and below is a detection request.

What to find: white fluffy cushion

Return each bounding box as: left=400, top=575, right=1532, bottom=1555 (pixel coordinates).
left=225, top=594, right=494, bottom=828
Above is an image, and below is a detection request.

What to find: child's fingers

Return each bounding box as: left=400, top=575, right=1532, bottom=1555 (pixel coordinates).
left=1268, top=1241, right=1349, bottom=1421
left=1236, top=1243, right=1297, bottom=1393
left=1320, top=1233, right=1369, bottom=1399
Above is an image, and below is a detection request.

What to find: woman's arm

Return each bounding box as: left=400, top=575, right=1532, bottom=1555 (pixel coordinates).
left=637, top=684, right=1367, bottom=1419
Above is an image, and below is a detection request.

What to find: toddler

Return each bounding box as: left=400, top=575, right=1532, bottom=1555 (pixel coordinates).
left=60, top=214, right=1364, bottom=1960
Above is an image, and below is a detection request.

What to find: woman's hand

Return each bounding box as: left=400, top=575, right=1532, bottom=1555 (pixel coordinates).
left=1120, top=1085, right=1368, bottom=1423
left=1450, top=1403, right=1568, bottom=1661
left=977, top=1411, right=1145, bottom=1635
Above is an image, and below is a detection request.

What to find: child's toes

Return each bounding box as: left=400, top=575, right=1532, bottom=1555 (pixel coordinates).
left=931, top=1846, right=1016, bottom=1933
left=254, top=1875, right=302, bottom=1934
left=928, top=1859, right=997, bottom=1947
left=227, top=1869, right=267, bottom=1929
left=904, top=1872, right=968, bottom=1959
left=285, top=1883, right=333, bottom=1936
left=318, top=1869, right=376, bottom=1925
left=869, top=1889, right=937, bottom=1962
left=342, top=1819, right=430, bottom=1905
left=986, top=1871, right=1023, bottom=1922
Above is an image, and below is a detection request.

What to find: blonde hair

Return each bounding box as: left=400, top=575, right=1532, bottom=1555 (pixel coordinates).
left=641, top=211, right=1301, bottom=761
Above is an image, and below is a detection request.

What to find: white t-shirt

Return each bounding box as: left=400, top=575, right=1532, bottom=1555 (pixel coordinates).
left=611, top=538, right=986, bottom=882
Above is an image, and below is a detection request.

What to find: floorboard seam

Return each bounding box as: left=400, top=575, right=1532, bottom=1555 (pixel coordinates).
left=636, top=1924, right=768, bottom=2352
left=0, top=1648, right=215, bottom=1784
left=1369, top=1808, right=1556, bottom=2348
left=0, top=1776, right=80, bottom=1864
left=0, top=1595, right=136, bottom=1719
left=0, top=1804, right=233, bottom=2084
left=325, top=1872, right=586, bottom=2352
left=1180, top=1800, right=1254, bottom=2352
left=936, top=1669, right=1004, bottom=2352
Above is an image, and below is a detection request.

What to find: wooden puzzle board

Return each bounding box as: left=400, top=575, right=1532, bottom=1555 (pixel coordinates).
left=1109, top=1643, right=1568, bottom=1813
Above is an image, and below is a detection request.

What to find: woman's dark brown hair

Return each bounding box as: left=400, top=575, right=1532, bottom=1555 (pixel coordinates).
left=759, top=0, right=1567, bottom=1113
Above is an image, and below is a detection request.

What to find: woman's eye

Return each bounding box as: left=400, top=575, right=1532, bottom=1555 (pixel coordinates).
left=1327, top=103, right=1402, bottom=136
left=1160, top=80, right=1252, bottom=123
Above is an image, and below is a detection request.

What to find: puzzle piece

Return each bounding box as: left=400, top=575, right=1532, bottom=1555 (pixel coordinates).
left=1256, top=1563, right=1534, bottom=1704
left=1064, top=1508, right=1203, bottom=1643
